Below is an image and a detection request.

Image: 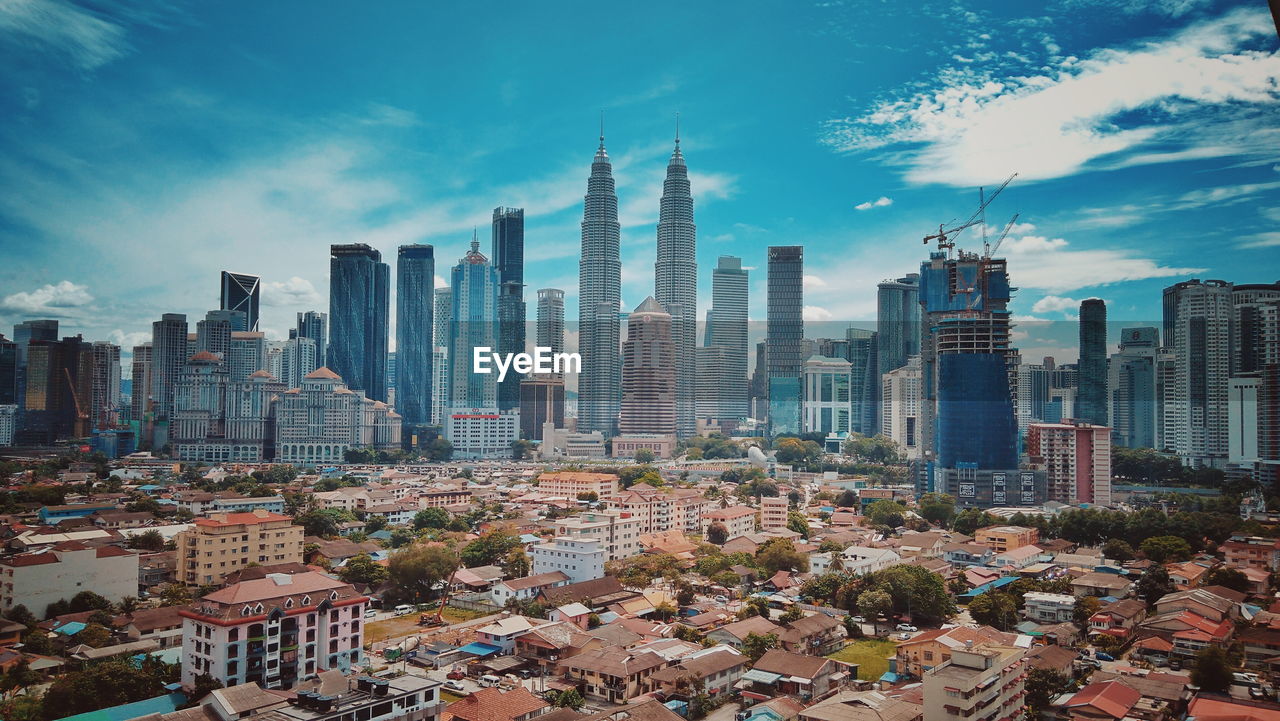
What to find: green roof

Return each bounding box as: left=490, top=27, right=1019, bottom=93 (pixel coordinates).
left=54, top=692, right=186, bottom=721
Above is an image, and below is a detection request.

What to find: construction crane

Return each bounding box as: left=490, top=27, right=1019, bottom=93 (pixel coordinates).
left=922, top=172, right=1018, bottom=256
left=64, top=367, right=89, bottom=437
left=985, top=213, right=1020, bottom=259
left=419, top=566, right=459, bottom=628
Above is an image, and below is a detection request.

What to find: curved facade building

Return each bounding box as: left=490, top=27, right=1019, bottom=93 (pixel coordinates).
left=619, top=297, right=676, bottom=436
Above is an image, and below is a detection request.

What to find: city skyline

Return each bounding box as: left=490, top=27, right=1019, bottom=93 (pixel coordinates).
left=1, top=1, right=1277, bottom=367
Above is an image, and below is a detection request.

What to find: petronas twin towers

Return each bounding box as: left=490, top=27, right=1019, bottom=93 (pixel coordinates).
left=577, top=122, right=697, bottom=437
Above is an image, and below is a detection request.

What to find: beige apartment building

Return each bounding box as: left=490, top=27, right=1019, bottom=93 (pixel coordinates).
left=536, top=471, right=620, bottom=500
left=176, top=509, right=304, bottom=586
left=551, top=510, right=643, bottom=561
left=922, top=643, right=1026, bottom=721
left=974, top=525, right=1039, bottom=553
left=760, top=496, right=790, bottom=532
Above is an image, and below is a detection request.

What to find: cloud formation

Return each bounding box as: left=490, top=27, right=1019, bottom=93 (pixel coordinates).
left=821, top=7, right=1280, bottom=186
left=855, top=196, right=893, bottom=211
left=0, top=280, right=94, bottom=317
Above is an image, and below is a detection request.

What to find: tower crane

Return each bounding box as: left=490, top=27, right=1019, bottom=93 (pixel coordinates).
left=921, top=172, right=1018, bottom=256
left=985, top=213, right=1020, bottom=259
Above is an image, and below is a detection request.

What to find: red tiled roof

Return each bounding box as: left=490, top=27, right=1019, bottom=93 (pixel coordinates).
left=446, top=686, right=549, bottom=721
left=1065, top=680, right=1141, bottom=719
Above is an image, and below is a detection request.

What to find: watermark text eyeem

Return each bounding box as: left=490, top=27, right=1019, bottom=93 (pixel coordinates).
left=473, top=347, right=581, bottom=382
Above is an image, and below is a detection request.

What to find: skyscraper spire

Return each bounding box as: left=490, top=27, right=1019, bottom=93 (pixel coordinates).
left=656, top=117, right=696, bottom=437
left=599, top=109, right=605, bottom=151
left=471, top=227, right=479, bottom=253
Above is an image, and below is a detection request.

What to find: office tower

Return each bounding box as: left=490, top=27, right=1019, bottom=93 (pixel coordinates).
left=0, top=405, right=14, bottom=447
left=21, top=336, right=93, bottom=442
left=130, top=343, right=152, bottom=424
left=537, top=288, right=566, bottom=357
left=195, top=310, right=236, bottom=359
left=619, top=297, right=676, bottom=436
left=1229, top=376, right=1260, bottom=466
left=1108, top=327, right=1159, bottom=449
left=295, top=310, right=327, bottom=364
left=1164, top=279, right=1232, bottom=467
left=882, top=355, right=922, bottom=459
left=329, top=243, right=390, bottom=402
left=1232, top=283, right=1280, bottom=374
left=150, top=313, right=188, bottom=432
left=449, top=235, right=499, bottom=411
left=696, top=345, right=729, bottom=423
left=846, top=327, right=878, bottom=435
left=493, top=208, right=526, bottom=412
left=1016, top=361, right=1052, bottom=433
left=226, top=331, right=266, bottom=383
left=767, top=246, right=804, bottom=436
left=920, top=251, right=1037, bottom=506
left=578, top=130, right=622, bottom=436
left=432, top=287, right=453, bottom=427
left=750, top=341, right=768, bottom=421
left=279, top=336, right=318, bottom=389
left=1027, top=421, right=1112, bottom=506
left=90, top=341, right=120, bottom=430
left=876, top=273, right=920, bottom=430
left=0, top=334, right=15, bottom=405
left=520, top=375, right=565, bottom=440
left=1155, top=350, right=1177, bottom=451
left=1076, top=298, right=1108, bottom=426
left=276, top=368, right=401, bottom=464
left=802, top=356, right=851, bottom=436
left=655, top=129, right=697, bottom=437
left=387, top=353, right=397, bottom=398
left=11, top=319, right=58, bottom=421
left=704, top=256, right=749, bottom=423
left=219, top=271, right=260, bottom=332
left=397, top=244, right=434, bottom=428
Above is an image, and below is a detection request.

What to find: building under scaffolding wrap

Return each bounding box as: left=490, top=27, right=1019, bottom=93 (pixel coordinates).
left=917, top=250, right=1045, bottom=507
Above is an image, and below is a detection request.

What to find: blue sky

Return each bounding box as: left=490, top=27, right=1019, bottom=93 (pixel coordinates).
left=0, top=0, right=1277, bottom=365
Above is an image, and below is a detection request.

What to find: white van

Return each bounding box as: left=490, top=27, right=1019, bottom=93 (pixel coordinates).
left=478, top=674, right=502, bottom=688
left=393, top=604, right=414, bottom=616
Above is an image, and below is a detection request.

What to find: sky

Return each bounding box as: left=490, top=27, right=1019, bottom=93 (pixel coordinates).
left=0, top=0, right=1278, bottom=368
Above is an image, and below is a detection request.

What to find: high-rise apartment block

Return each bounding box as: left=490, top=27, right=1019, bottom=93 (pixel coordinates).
left=882, top=355, right=922, bottom=460
left=328, top=244, right=389, bottom=403
left=175, top=509, right=304, bottom=586
left=1027, top=421, right=1113, bottom=506
left=767, top=246, right=804, bottom=436
left=397, top=244, right=434, bottom=430
left=1164, top=279, right=1232, bottom=467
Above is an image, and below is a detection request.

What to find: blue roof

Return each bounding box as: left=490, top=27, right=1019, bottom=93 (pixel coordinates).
left=54, top=621, right=86, bottom=635
left=960, top=576, right=1018, bottom=598
left=133, top=647, right=182, bottom=667
left=879, top=672, right=903, bottom=683
left=520, top=534, right=541, bottom=543
left=457, top=642, right=502, bottom=657
left=53, top=692, right=186, bottom=721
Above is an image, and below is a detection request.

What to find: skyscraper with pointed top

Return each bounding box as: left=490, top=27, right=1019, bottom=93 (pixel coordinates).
left=655, top=116, right=697, bottom=438
left=450, top=231, right=499, bottom=411
left=578, top=122, right=622, bottom=436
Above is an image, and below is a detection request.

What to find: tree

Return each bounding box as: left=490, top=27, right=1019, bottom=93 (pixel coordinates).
left=387, top=543, right=461, bottom=603
left=918, top=493, right=956, bottom=527
left=118, top=596, right=140, bottom=614
left=778, top=606, right=804, bottom=624
left=1205, top=567, right=1250, bottom=593
left=1102, top=539, right=1135, bottom=563
left=633, top=448, right=656, bottom=464
left=1190, top=645, right=1234, bottom=692
left=1073, top=595, right=1102, bottom=631
left=757, top=539, right=809, bottom=575
left=158, top=583, right=193, bottom=607
left=126, top=529, right=166, bottom=552
left=967, top=591, right=1018, bottom=631
left=862, top=565, right=956, bottom=624
left=1135, top=566, right=1174, bottom=606
left=502, top=549, right=531, bottom=578
left=179, top=674, right=225, bottom=709
left=1139, top=535, right=1192, bottom=563
left=706, top=522, right=729, bottom=545
left=786, top=511, right=811, bottom=539
left=553, top=689, right=585, bottom=710
left=0, top=660, right=39, bottom=701
left=364, top=515, right=389, bottom=534
left=511, top=439, right=535, bottom=460
left=413, top=508, right=449, bottom=530
left=856, top=589, right=893, bottom=621
left=742, top=632, right=779, bottom=663
left=835, top=490, right=857, bottom=508
left=4, top=605, right=36, bottom=629
left=461, top=528, right=521, bottom=568
left=952, top=508, right=1000, bottom=536
left=774, top=438, right=821, bottom=466
left=295, top=508, right=354, bottom=538
left=338, top=553, right=389, bottom=586
left=863, top=500, right=907, bottom=528
left=68, top=591, right=112, bottom=614
left=1025, top=668, right=1072, bottom=718
left=39, top=659, right=174, bottom=721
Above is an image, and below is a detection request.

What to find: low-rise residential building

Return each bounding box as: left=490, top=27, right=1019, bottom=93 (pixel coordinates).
left=760, top=497, right=789, bottom=532
left=557, top=647, right=669, bottom=703
left=175, top=510, right=304, bottom=586
left=446, top=686, right=548, bottom=721
left=0, top=541, right=138, bottom=613
left=702, top=506, right=758, bottom=541
left=491, top=571, right=571, bottom=606
left=921, top=643, right=1026, bottom=721
left=942, top=543, right=995, bottom=567
left=1223, top=535, right=1280, bottom=572
left=974, top=526, right=1039, bottom=553
left=1088, top=599, right=1148, bottom=640
left=838, top=546, right=902, bottom=575
left=531, top=537, right=605, bottom=584
left=474, top=615, right=554, bottom=654
left=551, top=511, right=644, bottom=562
left=798, top=690, right=923, bottom=721
left=778, top=613, right=845, bottom=656
left=535, top=472, right=620, bottom=500
left=705, top=616, right=781, bottom=650
left=992, top=545, right=1043, bottom=569
left=897, top=532, right=947, bottom=559
left=1152, top=588, right=1238, bottom=622
left=178, top=571, right=368, bottom=689
left=646, top=647, right=746, bottom=698
left=1071, top=572, right=1132, bottom=599
left=741, top=650, right=840, bottom=702
left=894, top=626, right=1015, bottom=679
left=147, top=675, right=442, bottom=721
left=1022, top=592, right=1075, bottom=624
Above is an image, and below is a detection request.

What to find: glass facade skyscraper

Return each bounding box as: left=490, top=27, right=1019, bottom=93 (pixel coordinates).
left=220, top=271, right=260, bottom=332
left=655, top=133, right=697, bottom=437
left=450, top=237, right=499, bottom=411
left=493, top=207, right=526, bottom=412
left=537, top=288, right=565, bottom=357
left=1076, top=298, right=1108, bottom=426
left=1109, top=327, right=1159, bottom=449
left=876, top=273, right=920, bottom=429
left=846, top=327, right=878, bottom=436
left=578, top=132, right=622, bottom=436
left=295, top=311, right=327, bottom=366
left=328, top=243, right=390, bottom=402
left=767, top=246, right=804, bottom=436
left=704, top=256, right=749, bottom=423
left=397, top=244, right=434, bottom=428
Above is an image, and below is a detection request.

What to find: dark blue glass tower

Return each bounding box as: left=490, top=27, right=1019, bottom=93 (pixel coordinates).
left=328, top=244, right=390, bottom=402
left=493, top=207, right=525, bottom=412
left=767, top=245, right=804, bottom=436
left=1077, top=298, right=1108, bottom=426
left=397, top=244, right=434, bottom=428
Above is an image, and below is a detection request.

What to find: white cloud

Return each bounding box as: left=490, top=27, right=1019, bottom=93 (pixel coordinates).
left=1001, top=232, right=1202, bottom=292
left=803, top=275, right=828, bottom=289
left=803, top=306, right=834, bottom=321
left=854, top=196, right=893, bottom=211
left=821, top=7, right=1280, bottom=185
left=0, top=280, right=94, bottom=316
left=1031, top=295, right=1080, bottom=314
left=108, top=329, right=152, bottom=351
left=0, top=0, right=129, bottom=70
left=1238, top=232, right=1280, bottom=249
left=263, top=277, right=323, bottom=307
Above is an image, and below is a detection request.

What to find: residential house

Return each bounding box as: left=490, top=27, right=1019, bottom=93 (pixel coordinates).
left=446, top=686, right=549, bottom=721
left=1047, top=680, right=1147, bottom=721
left=702, top=506, right=758, bottom=541
left=1071, top=572, right=1132, bottom=599
left=705, top=616, right=781, bottom=650
left=1152, top=588, right=1239, bottom=622
left=974, top=526, right=1039, bottom=553
left=991, top=545, right=1043, bottom=570
left=1166, top=561, right=1214, bottom=589
left=742, top=650, right=840, bottom=702
left=1088, top=599, right=1148, bottom=640
left=557, top=648, right=669, bottom=704
left=1223, top=536, right=1280, bottom=572
left=491, top=572, right=571, bottom=606
left=645, top=647, right=746, bottom=697
left=778, top=613, right=845, bottom=656
left=537, top=577, right=638, bottom=610
left=798, top=690, right=922, bottom=721
left=839, top=547, right=902, bottom=575
left=897, top=532, right=946, bottom=559
left=1023, top=592, right=1075, bottom=624
left=942, top=543, right=995, bottom=567
left=894, top=625, right=1015, bottom=679
left=475, top=615, right=554, bottom=654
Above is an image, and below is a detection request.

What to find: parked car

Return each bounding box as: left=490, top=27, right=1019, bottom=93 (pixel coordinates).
left=1169, top=659, right=1182, bottom=671
left=444, top=680, right=466, bottom=692
left=896, top=624, right=918, bottom=632
left=393, top=604, right=414, bottom=616
left=896, top=633, right=912, bottom=640
left=713, top=595, right=729, bottom=604
left=365, top=609, right=377, bottom=619
left=850, top=616, right=865, bottom=623
left=1250, top=687, right=1269, bottom=700
left=1095, top=652, right=1115, bottom=662
left=447, top=668, right=466, bottom=680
